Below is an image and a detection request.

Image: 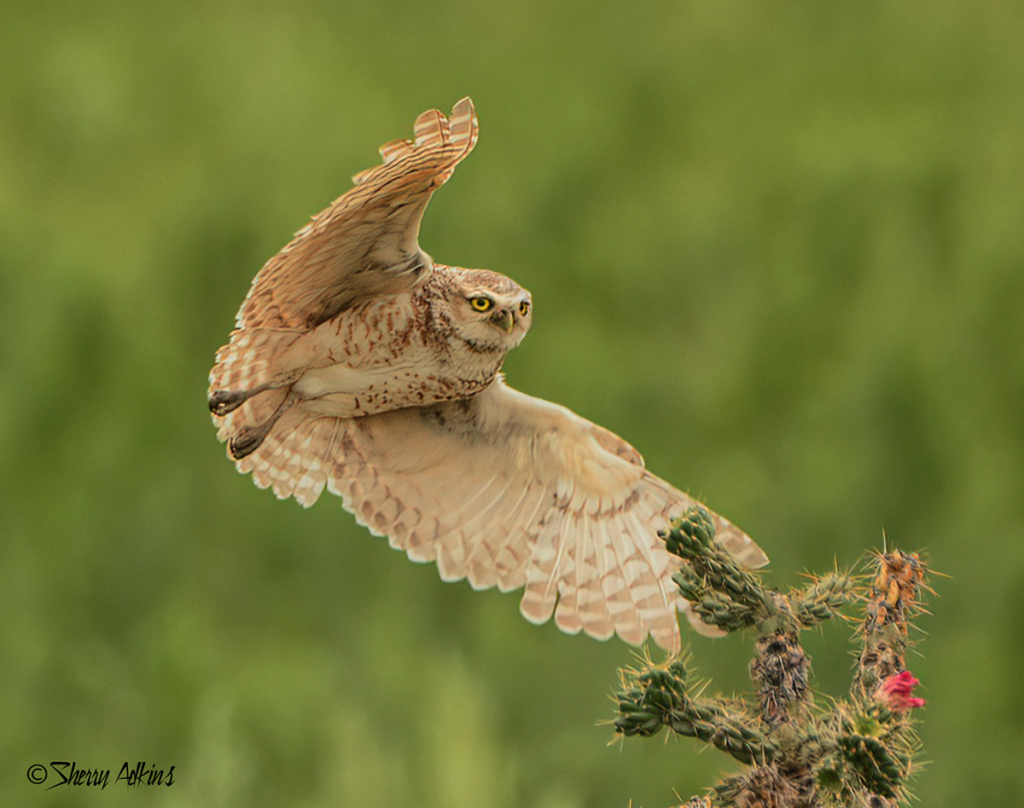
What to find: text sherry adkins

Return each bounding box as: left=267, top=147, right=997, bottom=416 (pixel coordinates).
left=27, top=760, right=174, bottom=789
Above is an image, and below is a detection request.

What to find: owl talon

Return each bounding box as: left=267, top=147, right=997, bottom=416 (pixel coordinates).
left=228, top=428, right=266, bottom=459
left=224, top=388, right=295, bottom=459
left=209, top=390, right=250, bottom=416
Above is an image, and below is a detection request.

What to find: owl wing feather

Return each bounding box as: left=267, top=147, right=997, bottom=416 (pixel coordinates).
left=232, top=377, right=768, bottom=652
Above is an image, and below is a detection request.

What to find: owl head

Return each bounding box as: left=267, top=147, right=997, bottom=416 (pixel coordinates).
left=450, top=269, right=532, bottom=352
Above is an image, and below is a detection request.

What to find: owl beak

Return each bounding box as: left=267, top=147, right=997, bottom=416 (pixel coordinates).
left=492, top=309, right=515, bottom=334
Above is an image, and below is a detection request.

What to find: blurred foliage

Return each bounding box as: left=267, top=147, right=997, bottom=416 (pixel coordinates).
left=1, top=0, right=1022, bottom=806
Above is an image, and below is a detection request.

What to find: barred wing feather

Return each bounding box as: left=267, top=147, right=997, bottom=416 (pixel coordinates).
left=232, top=377, right=767, bottom=651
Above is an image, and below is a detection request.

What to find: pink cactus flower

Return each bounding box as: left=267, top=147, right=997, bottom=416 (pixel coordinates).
left=878, top=670, right=926, bottom=711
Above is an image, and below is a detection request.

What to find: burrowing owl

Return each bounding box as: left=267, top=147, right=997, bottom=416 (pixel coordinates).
left=209, top=98, right=767, bottom=652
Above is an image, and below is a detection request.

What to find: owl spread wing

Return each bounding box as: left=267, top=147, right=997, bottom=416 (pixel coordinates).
left=233, top=377, right=768, bottom=652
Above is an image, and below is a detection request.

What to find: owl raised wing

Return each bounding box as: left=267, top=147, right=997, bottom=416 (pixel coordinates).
left=239, top=97, right=478, bottom=332
left=209, top=99, right=477, bottom=420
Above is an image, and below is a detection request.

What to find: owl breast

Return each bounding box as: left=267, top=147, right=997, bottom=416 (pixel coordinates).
left=291, top=286, right=502, bottom=419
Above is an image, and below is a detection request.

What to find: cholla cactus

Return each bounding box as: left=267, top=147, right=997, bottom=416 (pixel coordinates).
left=614, top=509, right=930, bottom=807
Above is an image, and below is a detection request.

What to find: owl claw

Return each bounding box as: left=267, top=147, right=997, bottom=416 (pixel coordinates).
left=228, top=427, right=267, bottom=459
left=224, top=388, right=296, bottom=459
left=209, top=389, right=251, bottom=416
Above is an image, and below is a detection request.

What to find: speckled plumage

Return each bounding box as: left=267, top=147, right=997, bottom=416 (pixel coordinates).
left=208, top=98, right=768, bottom=652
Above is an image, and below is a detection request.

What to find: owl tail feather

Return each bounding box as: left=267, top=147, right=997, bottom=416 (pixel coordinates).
left=213, top=387, right=296, bottom=460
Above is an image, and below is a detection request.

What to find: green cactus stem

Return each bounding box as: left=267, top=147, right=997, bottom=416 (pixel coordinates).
left=613, top=508, right=930, bottom=808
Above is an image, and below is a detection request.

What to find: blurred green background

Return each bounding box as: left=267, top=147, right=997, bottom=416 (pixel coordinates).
left=2, top=0, right=1022, bottom=805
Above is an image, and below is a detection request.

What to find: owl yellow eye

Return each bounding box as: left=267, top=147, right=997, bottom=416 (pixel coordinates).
left=519, top=300, right=530, bottom=317
left=469, top=297, right=493, bottom=312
